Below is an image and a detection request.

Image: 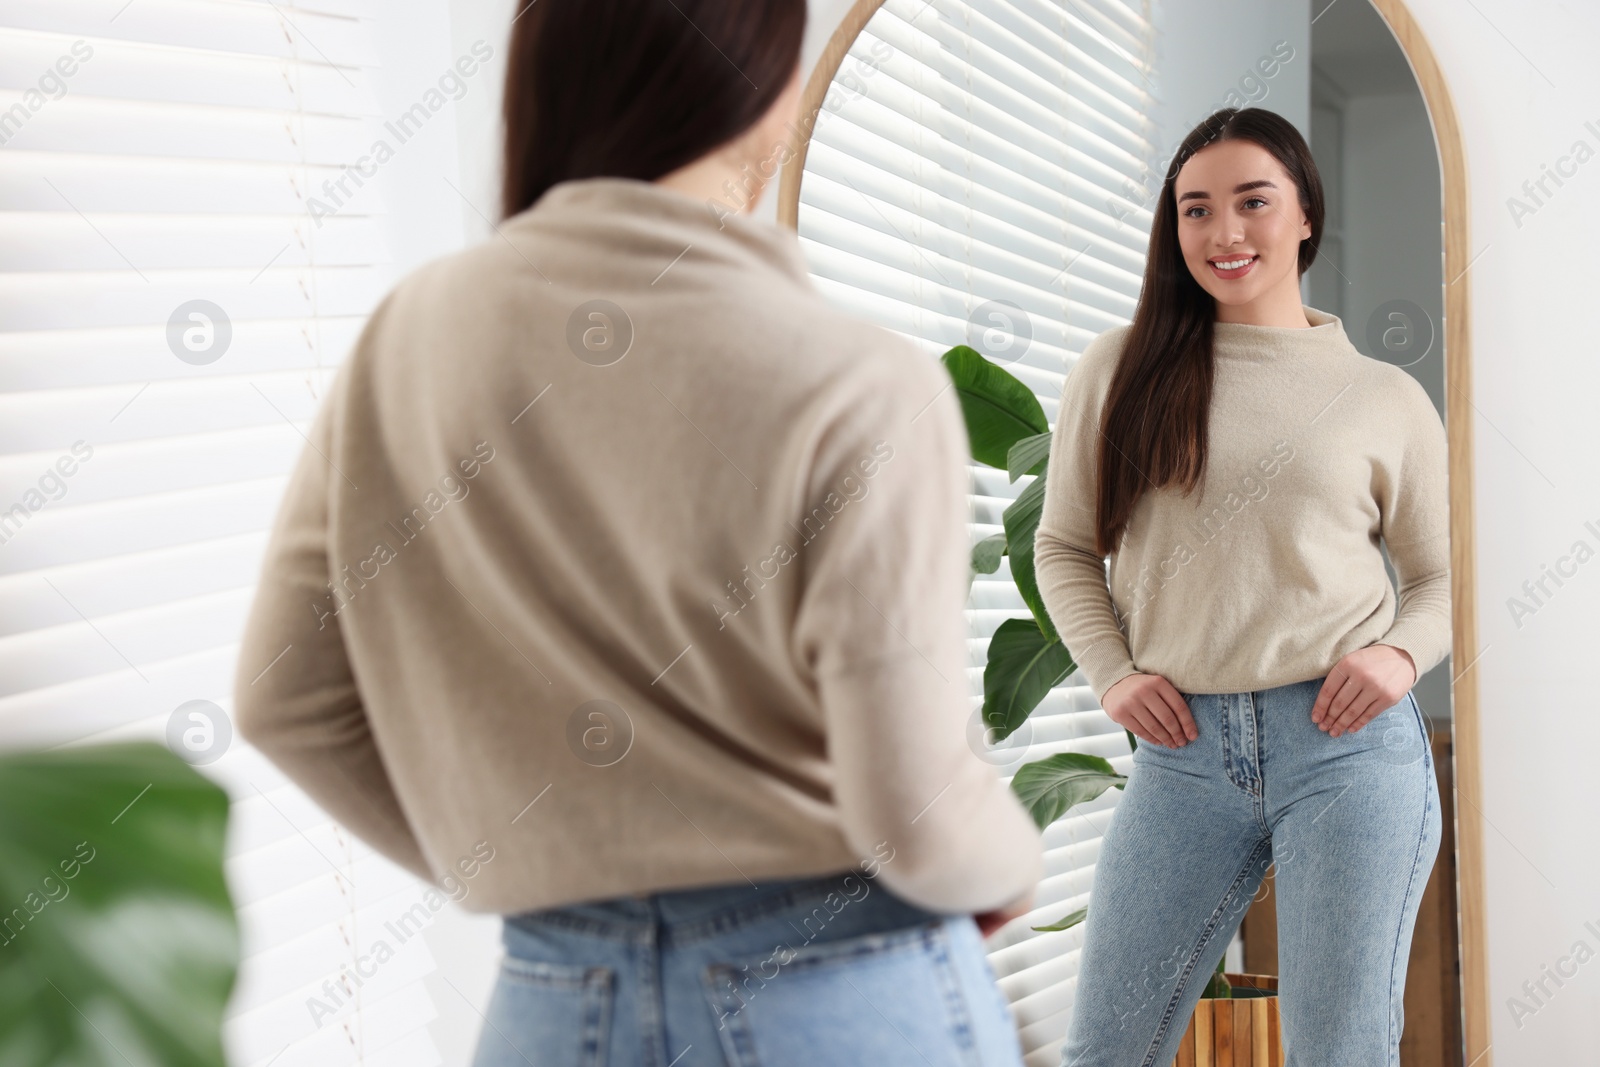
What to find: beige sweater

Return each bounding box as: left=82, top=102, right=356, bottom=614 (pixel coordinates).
left=1034, top=309, right=1452, bottom=704
left=233, top=178, right=1043, bottom=916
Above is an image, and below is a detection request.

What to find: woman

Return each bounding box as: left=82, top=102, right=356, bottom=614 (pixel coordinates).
left=1034, top=107, right=1450, bottom=1066
left=233, top=1, right=1044, bottom=1065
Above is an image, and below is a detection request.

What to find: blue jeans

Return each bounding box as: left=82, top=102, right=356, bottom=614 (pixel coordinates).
left=1062, top=676, right=1442, bottom=1067
left=472, top=868, right=1026, bottom=1067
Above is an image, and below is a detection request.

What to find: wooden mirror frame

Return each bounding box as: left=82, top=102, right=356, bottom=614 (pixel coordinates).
left=775, top=3, right=1489, bottom=1063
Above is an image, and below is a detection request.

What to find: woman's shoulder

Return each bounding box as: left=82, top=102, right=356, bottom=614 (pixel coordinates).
left=1086, top=322, right=1134, bottom=355
left=1326, top=349, right=1448, bottom=467
left=1349, top=350, right=1443, bottom=421
left=1065, top=323, right=1133, bottom=395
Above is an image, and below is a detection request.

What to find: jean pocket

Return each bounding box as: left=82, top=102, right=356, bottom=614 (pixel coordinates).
left=702, top=920, right=979, bottom=1067
left=471, top=957, right=613, bottom=1067
left=1347, top=691, right=1429, bottom=767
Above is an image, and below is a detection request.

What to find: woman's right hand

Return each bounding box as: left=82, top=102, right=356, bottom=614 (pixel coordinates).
left=1102, top=673, right=1197, bottom=748
left=974, top=889, right=1035, bottom=939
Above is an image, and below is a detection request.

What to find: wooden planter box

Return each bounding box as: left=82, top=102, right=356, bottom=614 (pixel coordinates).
left=1169, top=973, right=1283, bottom=1067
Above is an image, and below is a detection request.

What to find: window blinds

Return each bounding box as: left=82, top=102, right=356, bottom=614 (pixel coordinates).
left=0, top=2, right=455, bottom=1065
left=793, top=1, right=1156, bottom=1062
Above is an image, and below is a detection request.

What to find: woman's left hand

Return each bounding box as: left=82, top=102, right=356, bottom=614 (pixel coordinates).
left=1311, top=644, right=1418, bottom=737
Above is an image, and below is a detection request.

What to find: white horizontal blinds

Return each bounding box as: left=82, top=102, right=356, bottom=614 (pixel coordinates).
left=0, top=3, right=452, bottom=1066
left=795, top=1, right=1155, bottom=1063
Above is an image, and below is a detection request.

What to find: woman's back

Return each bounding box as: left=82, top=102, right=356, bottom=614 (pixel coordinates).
left=233, top=176, right=1043, bottom=918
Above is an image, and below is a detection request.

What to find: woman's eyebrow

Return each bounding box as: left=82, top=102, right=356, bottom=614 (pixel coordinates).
left=1177, top=179, right=1279, bottom=203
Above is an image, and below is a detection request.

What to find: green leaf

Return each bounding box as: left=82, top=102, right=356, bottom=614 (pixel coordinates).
left=1006, top=432, right=1051, bottom=482
left=1126, top=728, right=1139, bottom=753
left=1202, top=959, right=1233, bottom=999
left=1011, top=752, right=1128, bottom=830
left=1002, top=476, right=1055, bottom=640
left=1030, top=905, right=1087, bottom=933
left=983, top=618, right=1074, bottom=741
left=941, top=346, right=1048, bottom=470
left=970, top=532, right=1007, bottom=575
left=0, top=742, right=239, bottom=1067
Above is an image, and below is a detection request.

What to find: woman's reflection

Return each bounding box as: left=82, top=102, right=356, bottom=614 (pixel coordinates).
left=1034, top=105, right=1451, bottom=1065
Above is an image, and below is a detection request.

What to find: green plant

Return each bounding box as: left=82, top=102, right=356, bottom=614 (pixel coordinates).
left=942, top=344, right=1131, bottom=934
left=0, top=741, right=239, bottom=1066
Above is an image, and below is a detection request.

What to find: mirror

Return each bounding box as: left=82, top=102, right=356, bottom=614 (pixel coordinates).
left=782, top=1, right=1469, bottom=1063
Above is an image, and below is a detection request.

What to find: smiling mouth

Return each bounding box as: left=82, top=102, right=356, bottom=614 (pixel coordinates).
left=1208, top=254, right=1258, bottom=278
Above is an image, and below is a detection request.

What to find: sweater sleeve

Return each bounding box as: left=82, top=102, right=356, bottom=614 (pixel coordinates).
left=233, top=357, right=436, bottom=884
left=1372, top=375, right=1453, bottom=680
left=791, top=350, right=1044, bottom=915
left=1033, top=331, right=1140, bottom=704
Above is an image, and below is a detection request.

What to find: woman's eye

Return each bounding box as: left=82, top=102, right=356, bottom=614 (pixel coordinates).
left=1184, top=197, right=1267, bottom=217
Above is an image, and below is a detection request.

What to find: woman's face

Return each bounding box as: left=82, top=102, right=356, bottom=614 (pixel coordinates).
left=1172, top=139, right=1311, bottom=312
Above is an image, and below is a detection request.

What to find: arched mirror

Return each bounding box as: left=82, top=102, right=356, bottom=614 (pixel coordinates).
left=779, top=1, right=1482, bottom=1064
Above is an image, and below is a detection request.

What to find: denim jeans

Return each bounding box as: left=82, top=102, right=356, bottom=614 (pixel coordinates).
left=471, top=868, right=1026, bottom=1067
left=1061, top=675, right=1442, bottom=1067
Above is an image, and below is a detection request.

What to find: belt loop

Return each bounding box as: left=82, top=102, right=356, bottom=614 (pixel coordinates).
left=1249, top=689, right=1263, bottom=784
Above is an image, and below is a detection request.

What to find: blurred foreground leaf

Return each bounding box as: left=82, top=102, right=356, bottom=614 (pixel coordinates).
left=0, top=742, right=238, bottom=1067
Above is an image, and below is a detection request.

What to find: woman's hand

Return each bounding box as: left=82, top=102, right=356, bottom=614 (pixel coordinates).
left=975, top=889, right=1035, bottom=938
left=1311, top=644, right=1417, bottom=737
left=1102, top=674, right=1197, bottom=748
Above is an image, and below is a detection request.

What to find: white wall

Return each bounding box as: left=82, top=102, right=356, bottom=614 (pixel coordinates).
left=1338, top=91, right=1442, bottom=359
left=1148, top=0, right=1310, bottom=163
left=368, top=1, right=466, bottom=283
left=1395, top=1, right=1600, bottom=1060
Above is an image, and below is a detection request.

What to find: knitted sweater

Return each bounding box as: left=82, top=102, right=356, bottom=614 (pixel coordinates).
left=1034, top=308, right=1452, bottom=703
left=233, top=177, right=1044, bottom=916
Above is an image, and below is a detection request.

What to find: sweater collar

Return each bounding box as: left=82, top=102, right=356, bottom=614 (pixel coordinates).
left=502, top=176, right=815, bottom=288
left=1212, top=305, right=1348, bottom=360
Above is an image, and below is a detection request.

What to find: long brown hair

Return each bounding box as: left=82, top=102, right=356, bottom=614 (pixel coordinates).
left=1092, top=106, right=1325, bottom=555
left=501, top=0, right=807, bottom=219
